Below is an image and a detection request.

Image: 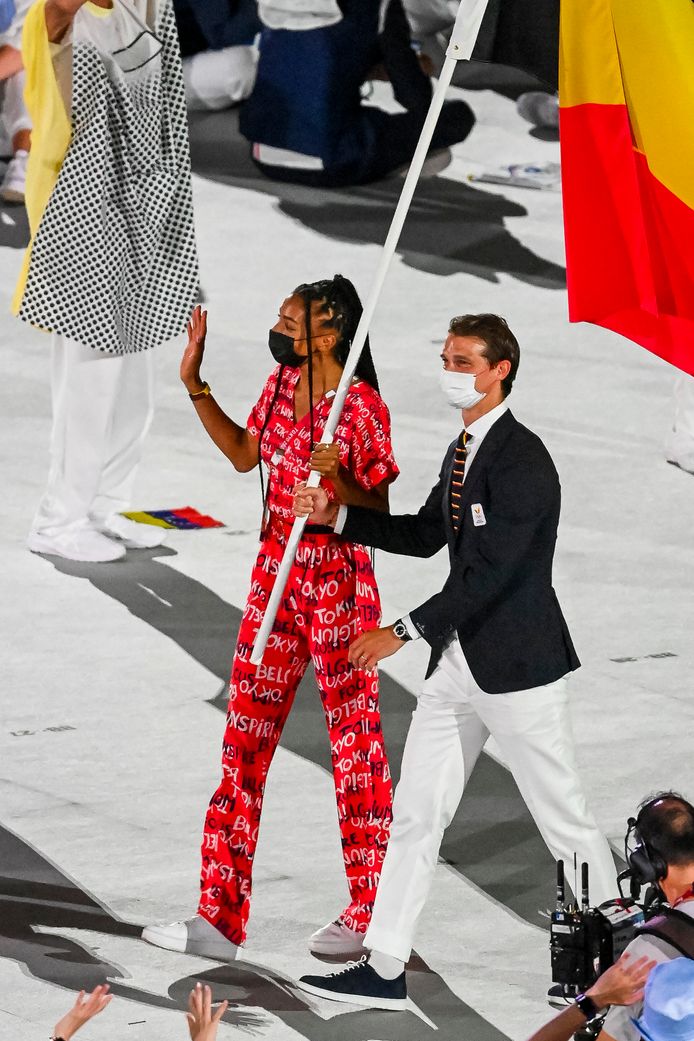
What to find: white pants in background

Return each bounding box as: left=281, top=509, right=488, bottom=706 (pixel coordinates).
left=364, top=637, right=616, bottom=963
left=182, top=46, right=257, bottom=111
left=1, top=68, right=32, bottom=141
left=32, top=334, right=156, bottom=536
left=666, top=373, right=694, bottom=474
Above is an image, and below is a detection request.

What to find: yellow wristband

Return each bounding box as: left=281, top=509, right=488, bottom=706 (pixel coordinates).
left=189, top=382, right=211, bottom=401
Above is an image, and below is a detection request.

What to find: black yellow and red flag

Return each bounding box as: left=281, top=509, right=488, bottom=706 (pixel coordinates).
left=559, top=0, right=694, bottom=375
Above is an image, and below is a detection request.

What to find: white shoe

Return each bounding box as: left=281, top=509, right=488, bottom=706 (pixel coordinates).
left=309, top=920, right=367, bottom=958
left=396, top=147, right=451, bottom=179
left=516, top=91, right=559, bottom=129
left=27, top=526, right=126, bottom=563
left=94, top=513, right=168, bottom=549
left=1, top=149, right=28, bottom=203
left=142, top=914, right=241, bottom=962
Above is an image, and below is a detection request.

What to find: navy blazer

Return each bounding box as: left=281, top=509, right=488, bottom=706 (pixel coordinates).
left=341, top=410, right=580, bottom=694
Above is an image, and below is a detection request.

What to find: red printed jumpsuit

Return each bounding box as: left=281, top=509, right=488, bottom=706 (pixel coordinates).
left=198, top=365, right=399, bottom=945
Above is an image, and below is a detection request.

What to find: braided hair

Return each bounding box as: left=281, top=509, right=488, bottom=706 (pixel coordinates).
left=293, top=274, right=380, bottom=393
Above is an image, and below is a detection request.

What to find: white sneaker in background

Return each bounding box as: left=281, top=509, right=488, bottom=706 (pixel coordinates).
left=396, top=147, right=452, bottom=179
left=309, top=919, right=367, bottom=958
left=1, top=149, right=29, bottom=203
left=94, top=513, right=168, bottom=549
left=142, top=915, right=241, bottom=962
left=27, top=526, right=126, bottom=563
left=516, top=91, right=559, bottom=130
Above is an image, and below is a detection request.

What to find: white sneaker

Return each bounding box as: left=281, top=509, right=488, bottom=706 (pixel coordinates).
left=27, top=526, right=126, bottom=563
left=309, top=920, right=367, bottom=958
left=94, top=513, right=168, bottom=549
left=142, top=915, right=241, bottom=962
left=516, top=91, right=559, bottom=129
left=1, top=149, right=28, bottom=203
left=396, top=147, right=452, bottom=179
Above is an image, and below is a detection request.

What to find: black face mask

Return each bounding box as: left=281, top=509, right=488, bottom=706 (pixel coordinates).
left=268, top=329, right=306, bottom=368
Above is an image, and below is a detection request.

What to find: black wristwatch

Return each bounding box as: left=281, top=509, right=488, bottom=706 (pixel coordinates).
left=392, top=618, right=413, bottom=642
left=574, top=992, right=601, bottom=1022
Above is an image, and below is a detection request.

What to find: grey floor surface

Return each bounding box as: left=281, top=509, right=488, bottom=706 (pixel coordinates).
left=1, top=74, right=693, bottom=1041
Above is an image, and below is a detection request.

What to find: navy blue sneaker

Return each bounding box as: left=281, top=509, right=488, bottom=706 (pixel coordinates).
left=298, top=956, right=408, bottom=1010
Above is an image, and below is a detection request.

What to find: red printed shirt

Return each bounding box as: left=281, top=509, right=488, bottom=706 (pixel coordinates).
left=247, top=366, right=399, bottom=524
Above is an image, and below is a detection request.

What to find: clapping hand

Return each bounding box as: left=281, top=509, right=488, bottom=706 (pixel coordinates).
left=187, top=983, right=229, bottom=1041
left=181, top=305, right=208, bottom=394
left=52, top=985, right=112, bottom=1041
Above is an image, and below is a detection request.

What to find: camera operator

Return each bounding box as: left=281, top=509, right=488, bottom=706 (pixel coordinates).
left=526, top=953, right=654, bottom=1041
left=600, top=791, right=694, bottom=1041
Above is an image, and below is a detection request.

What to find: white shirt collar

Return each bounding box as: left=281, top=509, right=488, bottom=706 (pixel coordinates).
left=464, top=399, right=509, bottom=445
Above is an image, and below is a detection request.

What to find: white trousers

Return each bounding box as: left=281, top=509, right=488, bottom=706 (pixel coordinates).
left=32, top=335, right=156, bottom=535
left=1, top=69, right=32, bottom=139
left=365, top=637, right=616, bottom=963
left=182, top=46, right=257, bottom=111
left=665, top=373, right=694, bottom=473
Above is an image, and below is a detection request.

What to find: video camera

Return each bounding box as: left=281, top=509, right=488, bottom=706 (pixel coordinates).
left=549, top=797, right=694, bottom=1037
left=550, top=802, right=675, bottom=1005
left=549, top=811, right=670, bottom=1041
left=550, top=860, right=647, bottom=989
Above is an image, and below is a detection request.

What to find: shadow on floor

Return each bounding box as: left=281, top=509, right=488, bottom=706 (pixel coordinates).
left=188, top=109, right=565, bottom=290
left=0, top=821, right=509, bottom=1039
left=40, top=545, right=558, bottom=927
left=0, top=197, right=30, bottom=249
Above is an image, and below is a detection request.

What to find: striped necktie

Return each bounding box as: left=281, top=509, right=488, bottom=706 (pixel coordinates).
left=449, top=430, right=471, bottom=533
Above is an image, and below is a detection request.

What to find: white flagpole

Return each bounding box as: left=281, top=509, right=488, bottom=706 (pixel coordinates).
left=250, top=0, right=488, bottom=666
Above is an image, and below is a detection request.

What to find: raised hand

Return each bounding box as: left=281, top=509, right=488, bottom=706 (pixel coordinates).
left=45, top=0, right=91, bottom=42
left=187, top=983, right=229, bottom=1041
left=181, top=305, right=208, bottom=393
left=53, top=985, right=113, bottom=1041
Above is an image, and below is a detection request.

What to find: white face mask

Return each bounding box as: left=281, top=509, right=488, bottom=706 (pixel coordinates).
left=439, top=369, right=486, bottom=410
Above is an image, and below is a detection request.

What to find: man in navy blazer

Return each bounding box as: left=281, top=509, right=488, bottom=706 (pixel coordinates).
left=294, top=313, right=617, bottom=1009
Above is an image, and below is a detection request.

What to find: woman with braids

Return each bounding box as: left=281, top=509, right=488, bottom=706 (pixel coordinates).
left=143, top=275, right=398, bottom=962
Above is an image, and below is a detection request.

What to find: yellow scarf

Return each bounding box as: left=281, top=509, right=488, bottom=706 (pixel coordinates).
left=12, top=0, right=71, bottom=316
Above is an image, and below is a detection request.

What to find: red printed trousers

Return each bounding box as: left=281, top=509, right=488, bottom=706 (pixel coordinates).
left=198, top=527, right=393, bottom=945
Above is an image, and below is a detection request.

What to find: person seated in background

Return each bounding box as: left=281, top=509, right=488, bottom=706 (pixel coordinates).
left=240, top=0, right=475, bottom=187
left=173, top=0, right=260, bottom=111
left=0, top=0, right=32, bottom=202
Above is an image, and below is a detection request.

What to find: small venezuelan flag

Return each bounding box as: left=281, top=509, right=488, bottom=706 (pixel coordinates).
left=559, top=0, right=694, bottom=375
left=122, top=507, right=224, bottom=530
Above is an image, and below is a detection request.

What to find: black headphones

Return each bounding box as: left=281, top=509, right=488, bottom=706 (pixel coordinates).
left=624, top=799, right=670, bottom=886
